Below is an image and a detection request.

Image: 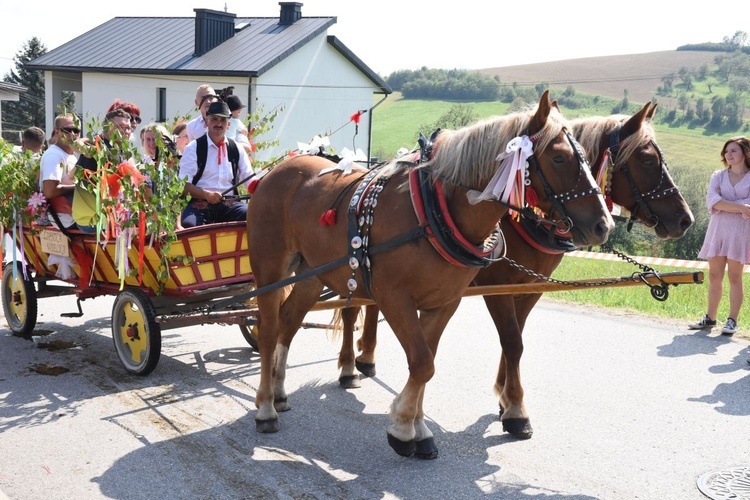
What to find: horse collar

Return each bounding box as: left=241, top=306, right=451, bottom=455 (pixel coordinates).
left=409, top=168, right=502, bottom=268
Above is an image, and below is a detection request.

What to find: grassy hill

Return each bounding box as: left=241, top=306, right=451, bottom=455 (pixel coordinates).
left=474, top=50, right=719, bottom=107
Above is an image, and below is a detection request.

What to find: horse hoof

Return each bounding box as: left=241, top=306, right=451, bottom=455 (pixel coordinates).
left=256, top=418, right=280, bottom=433
left=502, top=418, right=533, bottom=439
left=414, top=437, right=439, bottom=459
left=355, top=360, right=376, bottom=377
left=387, top=433, right=415, bottom=457
left=274, top=397, right=291, bottom=412
left=339, top=375, right=361, bottom=389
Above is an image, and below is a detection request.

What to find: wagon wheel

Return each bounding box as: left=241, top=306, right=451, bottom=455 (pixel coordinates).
left=111, top=287, right=161, bottom=376
left=1, top=262, right=38, bottom=336
left=239, top=324, right=259, bottom=351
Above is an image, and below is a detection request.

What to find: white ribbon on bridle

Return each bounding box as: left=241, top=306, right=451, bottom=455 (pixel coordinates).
left=467, top=135, right=533, bottom=206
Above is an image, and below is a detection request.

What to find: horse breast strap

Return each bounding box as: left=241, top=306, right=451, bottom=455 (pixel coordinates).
left=409, top=167, right=501, bottom=268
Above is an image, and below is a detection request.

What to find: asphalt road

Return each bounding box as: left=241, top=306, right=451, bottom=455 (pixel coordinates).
left=1, top=291, right=749, bottom=499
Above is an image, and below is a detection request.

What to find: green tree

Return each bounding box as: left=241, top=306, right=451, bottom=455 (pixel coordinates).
left=2, top=37, right=47, bottom=131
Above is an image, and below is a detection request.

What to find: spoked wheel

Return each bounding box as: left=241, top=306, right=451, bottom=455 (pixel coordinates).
left=111, top=287, right=161, bottom=376
left=239, top=323, right=259, bottom=351
left=2, top=262, right=38, bottom=336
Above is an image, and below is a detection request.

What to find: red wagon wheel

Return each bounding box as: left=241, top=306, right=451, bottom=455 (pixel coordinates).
left=2, top=262, right=38, bottom=336
left=111, top=287, right=161, bottom=375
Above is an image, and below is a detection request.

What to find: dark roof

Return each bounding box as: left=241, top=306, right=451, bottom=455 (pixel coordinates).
left=0, top=82, right=27, bottom=94
left=25, top=15, right=390, bottom=93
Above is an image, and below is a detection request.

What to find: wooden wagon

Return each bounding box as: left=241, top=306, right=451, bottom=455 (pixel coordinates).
left=2, top=221, right=259, bottom=375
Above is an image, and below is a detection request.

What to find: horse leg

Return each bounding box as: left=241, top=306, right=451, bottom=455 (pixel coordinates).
left=338, top=306, right=361, bottom=389
left=254, top=285, right=286, bottom=433
left=355, top=304, right=379, bottom=377
left=483, top=293, right=533, bottom=439
left=273, top=278, right=325, bottom=411
left=387, top=301, right=459, bottom=459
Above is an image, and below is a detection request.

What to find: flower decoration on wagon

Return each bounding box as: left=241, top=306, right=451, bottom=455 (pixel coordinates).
left=0, top=139, right=47, bottom=276
left=73, top=115, right=187, bottom=290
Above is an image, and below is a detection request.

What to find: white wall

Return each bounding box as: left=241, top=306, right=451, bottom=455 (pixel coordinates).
left=255, top=34, right=380, bottom=160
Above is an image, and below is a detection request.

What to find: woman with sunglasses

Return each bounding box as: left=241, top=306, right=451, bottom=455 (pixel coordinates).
left=38, top=113, right=82, bottom=229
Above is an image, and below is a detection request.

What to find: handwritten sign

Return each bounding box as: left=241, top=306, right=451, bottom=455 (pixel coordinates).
left=40, top=230, right=70, bottom=257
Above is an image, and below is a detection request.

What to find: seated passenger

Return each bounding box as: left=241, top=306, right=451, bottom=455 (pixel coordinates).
left=39, top=114, right=81, bottom=230
left=178, top=101, right=253, bottom=228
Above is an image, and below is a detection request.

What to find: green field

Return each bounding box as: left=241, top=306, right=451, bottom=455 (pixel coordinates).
left=371, top=93, right=748, bottom=334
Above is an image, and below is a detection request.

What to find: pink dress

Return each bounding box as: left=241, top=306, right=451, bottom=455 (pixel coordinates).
left=697, top=169, right=750, bottom=264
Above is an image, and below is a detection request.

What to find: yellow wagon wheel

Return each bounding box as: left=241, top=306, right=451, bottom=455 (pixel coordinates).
left=111, top=287, right=161, bottom=375
left=239, top=323, right=259, bottom=351
left=1, top=262, right=38, bottom=336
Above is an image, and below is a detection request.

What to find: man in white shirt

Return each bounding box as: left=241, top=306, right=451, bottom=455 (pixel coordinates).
left=179, top=101, right=253, bottom=227
left=186, top=84, right=219, bottom=141
left=39, top=114, right=81, bottom=229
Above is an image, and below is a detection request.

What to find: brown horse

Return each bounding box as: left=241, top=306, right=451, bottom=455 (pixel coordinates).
left=339, top=102, right=694, bottom=440
left=246, top=91, right=614, bottom=458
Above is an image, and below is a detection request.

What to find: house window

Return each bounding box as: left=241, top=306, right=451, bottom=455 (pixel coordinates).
left=157, top=88, right=167, bottom=122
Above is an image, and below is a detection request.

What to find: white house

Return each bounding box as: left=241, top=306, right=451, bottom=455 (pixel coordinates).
left=26, top=3, right=391, bottom=160
left=0, top=82, right=27, bottom=138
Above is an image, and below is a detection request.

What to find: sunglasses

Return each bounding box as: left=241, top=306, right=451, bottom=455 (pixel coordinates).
left=130, top=115, right=142, bottom=125
left=60, top=126, right=81, bottom=134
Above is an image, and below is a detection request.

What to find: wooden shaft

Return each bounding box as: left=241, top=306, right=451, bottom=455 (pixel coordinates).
left=308, top=271, right=704, bottom=311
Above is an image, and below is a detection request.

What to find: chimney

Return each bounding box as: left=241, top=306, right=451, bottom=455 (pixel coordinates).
left=194, top=8, right=237, bottom=56
left=279, top=2, right=303, bottom=25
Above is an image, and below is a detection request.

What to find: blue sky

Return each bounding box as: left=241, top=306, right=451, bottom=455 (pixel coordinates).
left=0, top=0, right=740, bottom=78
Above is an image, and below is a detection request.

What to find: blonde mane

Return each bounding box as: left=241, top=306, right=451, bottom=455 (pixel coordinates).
left=571, top=114, right=655, bottom=168
left=420, top=105, right=567, bottom=194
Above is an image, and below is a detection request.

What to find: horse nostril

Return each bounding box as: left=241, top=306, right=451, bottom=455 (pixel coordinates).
left=680, top=215, right=693, bottom=230
left=595, top=220, right=610, bottom=237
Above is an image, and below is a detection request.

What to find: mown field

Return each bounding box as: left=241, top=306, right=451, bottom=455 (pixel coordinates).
left=369, top=86, right=747, bottom=332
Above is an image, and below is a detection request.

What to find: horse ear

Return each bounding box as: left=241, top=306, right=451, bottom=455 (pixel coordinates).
left=620, top=102, right=650, bottom=137
left=646, top=102, right=658, bottom=121
left=551, top=99, right=561, bottom=111
left=529, top=90, right=552, bottom=134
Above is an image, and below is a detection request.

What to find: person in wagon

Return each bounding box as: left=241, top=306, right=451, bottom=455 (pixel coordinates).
left=38, top=113, right=82, bottom=230
left=178, top=100, right=253, bottom=227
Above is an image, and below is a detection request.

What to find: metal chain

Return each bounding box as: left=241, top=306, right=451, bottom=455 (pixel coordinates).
left=501, top=255, right=632, bottom=288
left=499, top=244, right=670, bottom=301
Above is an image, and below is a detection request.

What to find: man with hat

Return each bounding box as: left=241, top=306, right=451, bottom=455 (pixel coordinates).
left=178, top=100, right=254, bottom=227
left=225, top=94, right=253, bottom=155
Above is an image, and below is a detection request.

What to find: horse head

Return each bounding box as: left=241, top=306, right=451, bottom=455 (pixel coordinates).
left=522, top=91, right=614, bottom=247
left=577, top=102, right=694, bottom=239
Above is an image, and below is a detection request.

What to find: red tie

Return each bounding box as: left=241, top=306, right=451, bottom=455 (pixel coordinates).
left=216, top=141, right=225, bottom=164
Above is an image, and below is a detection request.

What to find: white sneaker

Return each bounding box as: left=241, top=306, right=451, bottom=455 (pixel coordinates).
left=721, top=318, right=738, bottom=336
left=688, top=315, right=717, bottom=330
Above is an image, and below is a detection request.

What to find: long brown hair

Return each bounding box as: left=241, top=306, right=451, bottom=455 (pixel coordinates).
left=720, top=136, right=750, bottom=169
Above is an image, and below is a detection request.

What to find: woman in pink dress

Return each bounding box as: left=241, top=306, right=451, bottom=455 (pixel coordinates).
left=689, top=136, right=750, bottom=335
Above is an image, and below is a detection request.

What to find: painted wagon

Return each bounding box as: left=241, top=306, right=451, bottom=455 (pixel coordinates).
left=2, top=221, right=259, bottom=375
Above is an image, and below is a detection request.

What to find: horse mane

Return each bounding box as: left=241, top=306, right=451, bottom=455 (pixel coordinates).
left=571, top=114, right=656, bottom=168
left=422, top=104, right=567, bottom=195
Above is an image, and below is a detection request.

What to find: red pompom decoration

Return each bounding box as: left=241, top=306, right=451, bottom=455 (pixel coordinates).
left=319, top=209, right=337, bottom=226
left=350, top=111, right=363, bottom=124
left=525, top=187, right=539, bottom=207
left=247, top=178, right=260, bottom=194
left=605, top=195, right=613, bottom=212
